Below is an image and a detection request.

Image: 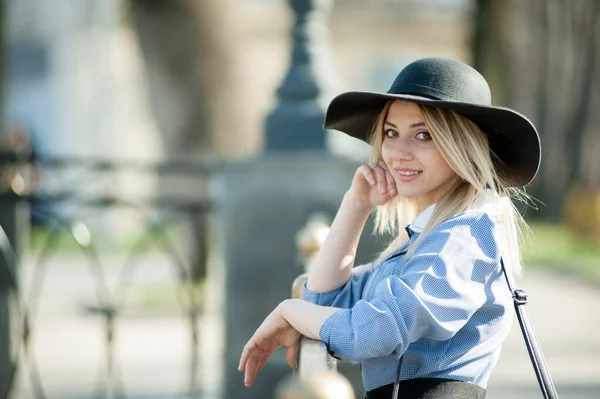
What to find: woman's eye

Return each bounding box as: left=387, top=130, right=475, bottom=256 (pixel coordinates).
left=384, top=129, right=397, bottom=138
left=416, top=131, right=432, bottom=140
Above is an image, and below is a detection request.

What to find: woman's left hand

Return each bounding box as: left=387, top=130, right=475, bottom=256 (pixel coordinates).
left=238, top=301, right=302, bottom=387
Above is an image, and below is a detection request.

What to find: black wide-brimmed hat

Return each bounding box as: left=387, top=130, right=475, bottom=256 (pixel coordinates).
left=324, top=57, right=540, bottom=187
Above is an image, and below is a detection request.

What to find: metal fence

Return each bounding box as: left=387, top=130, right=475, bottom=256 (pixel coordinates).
left=1, top=148, right=351, bottom=399
left=0, top=150, right=219, bottom=399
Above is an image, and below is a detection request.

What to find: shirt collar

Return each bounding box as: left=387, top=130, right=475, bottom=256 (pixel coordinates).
left=408, top=189, right=499, bottom=235
left=410, top=203, right=436, bottom=233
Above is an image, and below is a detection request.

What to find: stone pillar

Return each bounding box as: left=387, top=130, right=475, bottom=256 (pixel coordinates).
left=208, top=1, right=378, bottom=398
left=211, top=156, right=385, bottom=399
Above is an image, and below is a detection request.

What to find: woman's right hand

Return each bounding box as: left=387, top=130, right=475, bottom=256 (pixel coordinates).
left=346, top=162, right=398, bottom=208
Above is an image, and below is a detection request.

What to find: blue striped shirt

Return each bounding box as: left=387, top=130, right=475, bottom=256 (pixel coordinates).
left=302, top=201, right=513, bottom=391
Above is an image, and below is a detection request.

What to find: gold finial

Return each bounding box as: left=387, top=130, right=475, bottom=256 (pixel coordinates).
left=291, top=273, right=309, bottom=299
left=295, top=213, right=330, bottom=273
left=275, top=371, right=355, bottom=399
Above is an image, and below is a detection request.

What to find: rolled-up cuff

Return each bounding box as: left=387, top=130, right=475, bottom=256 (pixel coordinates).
left=302, top=282, right=344, bottom=306
left=319, top=309, right=350, bottom=361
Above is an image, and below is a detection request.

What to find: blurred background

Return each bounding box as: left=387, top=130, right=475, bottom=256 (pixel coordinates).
left=0, top=0, right=599, bottom=398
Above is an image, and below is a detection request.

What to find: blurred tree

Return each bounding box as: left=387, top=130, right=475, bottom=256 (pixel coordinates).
left=529, top=0, right=599, bottom=220
left=128, top=0, right=233, bottom=155
left=472, top=0, right=512, bottom=106
left=127, top=0, right=239, bottom=281
left=473, top=0, right=600, bottom=222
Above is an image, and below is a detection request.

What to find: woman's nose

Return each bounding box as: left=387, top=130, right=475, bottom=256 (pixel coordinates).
left=390, top=136, right=414, bottom=159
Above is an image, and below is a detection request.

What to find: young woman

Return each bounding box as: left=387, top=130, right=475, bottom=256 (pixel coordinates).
left=238, top=57, right=540, bottom=399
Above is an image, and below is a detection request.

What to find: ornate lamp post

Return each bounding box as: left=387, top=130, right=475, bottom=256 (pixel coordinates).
left=265, top=0, right=336, bottom=152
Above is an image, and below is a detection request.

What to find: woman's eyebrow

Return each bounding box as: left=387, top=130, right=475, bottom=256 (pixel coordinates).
left=384, top=121, right=426, bottom=128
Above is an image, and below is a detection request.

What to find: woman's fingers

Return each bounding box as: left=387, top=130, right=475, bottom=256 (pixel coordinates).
left=243, top=356, right=257, bottom=386
left=239, top=339, right=299, bottom=386
left=242, top=343, right=297, bottom=386
left=360, top=164, right=376, bottom=186
left=385, top=170, right=397, bottom=196
left=239, top=337, right=267, bottom=371
left=238, top=337, right=260, bottom=371
left=240, top=342, right=274, bottom=386
left=375, top=162, right=397, bottom=197
left=285, top=345, right=298, bottom=369
left=238, top=305, right=302, bottom=387
left=359, top=162, right=399, bottom=201
left=244, top=350, right=269, bottom=387
left=238, top=343, right=251, bottom=371
left=372, top=164, right=387, bottom=194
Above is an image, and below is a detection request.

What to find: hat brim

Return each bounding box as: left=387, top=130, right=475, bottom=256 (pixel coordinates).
left=324, top=91, right=541, bottom=187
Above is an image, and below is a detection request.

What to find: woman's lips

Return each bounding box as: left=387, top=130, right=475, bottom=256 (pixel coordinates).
left=394, top=168, right=422, bottom=182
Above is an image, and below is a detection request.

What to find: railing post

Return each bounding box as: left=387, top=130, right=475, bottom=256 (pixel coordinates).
left=0, top=219, right=17, bottom=399
left=293, top=214, right=336, bottom=377
left=0, top=149, right=32, bottom=399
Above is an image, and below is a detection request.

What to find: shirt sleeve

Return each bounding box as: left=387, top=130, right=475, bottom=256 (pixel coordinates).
left=302, top=263, right=375, bottom=308
left=319, top=212, right=500, bottom=364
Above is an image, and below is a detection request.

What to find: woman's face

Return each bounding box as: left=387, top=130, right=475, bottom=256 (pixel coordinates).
left=381, top=100, right=459, bottom=211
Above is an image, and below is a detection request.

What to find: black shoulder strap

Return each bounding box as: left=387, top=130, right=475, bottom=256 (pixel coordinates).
left=390, top=259, right=560, bottom=399
left=501, top=258, right=559, bottom=399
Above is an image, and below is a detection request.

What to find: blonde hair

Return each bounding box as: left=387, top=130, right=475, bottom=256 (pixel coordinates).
left=369, top=101, right=530, bottom=277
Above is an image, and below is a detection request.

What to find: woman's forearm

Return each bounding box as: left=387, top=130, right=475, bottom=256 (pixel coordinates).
left=279, top=299, right=340, bottom=340
left=306, top=193, right=373, bottom=293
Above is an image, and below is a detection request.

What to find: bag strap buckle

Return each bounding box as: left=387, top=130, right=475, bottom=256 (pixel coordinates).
left=513, top=289, right=528, bottom=305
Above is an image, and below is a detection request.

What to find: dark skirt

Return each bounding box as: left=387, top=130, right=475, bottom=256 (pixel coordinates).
left=364, top=378, right=486, bottom=399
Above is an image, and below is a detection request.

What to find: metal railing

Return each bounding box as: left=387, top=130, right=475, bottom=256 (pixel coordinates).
left=0, top=150, right=218, bottom=399
left=292, top=214, right=338, bottom=378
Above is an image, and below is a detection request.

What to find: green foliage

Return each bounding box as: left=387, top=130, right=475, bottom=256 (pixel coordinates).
left=28, top=223, right=177, bottom=254
left=523, top=223, right=600, bottom=281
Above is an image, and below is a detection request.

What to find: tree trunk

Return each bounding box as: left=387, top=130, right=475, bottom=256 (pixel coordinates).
left=495, top=0, right=599, bottom=221
left=471, top=0, right=512, bottom=106
left=127, top=0, right=238, bottom=281
left=564, top=0, right=598, bottom=184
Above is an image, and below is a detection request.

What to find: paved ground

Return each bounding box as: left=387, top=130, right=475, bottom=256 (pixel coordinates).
left=486, top=269, right=600, bottom=399
left=8, top=254, right=600, bottom=398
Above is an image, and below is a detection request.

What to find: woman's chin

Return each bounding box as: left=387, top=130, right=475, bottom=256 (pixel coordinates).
left=395, top=188, right=421, bottom=199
